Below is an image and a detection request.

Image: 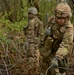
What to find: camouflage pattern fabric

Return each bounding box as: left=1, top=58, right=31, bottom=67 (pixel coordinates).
left=39, top=16, right=73, bottom=75
left=24, top=17, right=43, bottom=75
left=67, top=43, right=74, bottom=75
left=55, top=2, right=72, bottom=17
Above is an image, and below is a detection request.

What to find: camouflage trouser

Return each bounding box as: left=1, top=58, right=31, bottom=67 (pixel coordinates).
left=39, top=55, right=51, bottom=75
left=25, top=42, right=40, bottom=75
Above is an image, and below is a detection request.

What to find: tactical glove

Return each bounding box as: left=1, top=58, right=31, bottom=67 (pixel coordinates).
left=45, top=27, right=51, bottom=35
left=50, top=57, right=58, bottom=68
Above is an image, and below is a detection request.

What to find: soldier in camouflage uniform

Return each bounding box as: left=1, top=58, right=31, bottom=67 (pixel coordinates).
left=24, top=7, right=43, bottom=75
left=40, top=1, right=73, bottom=75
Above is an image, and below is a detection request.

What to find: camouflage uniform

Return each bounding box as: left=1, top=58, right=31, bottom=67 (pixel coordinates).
left=24, top=7, right=43, bottom=75
left=67, top=44, right=74, bottom=75
left=67, top=30, right=74, bottom=75
left=40, top=2, right=73, bottom=75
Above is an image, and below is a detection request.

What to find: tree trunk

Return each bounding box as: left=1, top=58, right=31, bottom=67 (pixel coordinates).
left=0, top=0, right=24, bottom=22
left=0, top=0, right=7, bottom=18
left=28, top=0, right=39, bottom=12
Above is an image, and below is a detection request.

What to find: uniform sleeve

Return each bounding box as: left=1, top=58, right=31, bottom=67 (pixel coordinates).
left=56, top=27, right=73, bottom=56
left=28, top=20, right=35, bottom=37
left=38, top=21, right=44, bottom=37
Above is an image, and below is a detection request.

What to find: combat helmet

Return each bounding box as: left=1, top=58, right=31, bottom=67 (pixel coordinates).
left=55, top=1, right=72, bottom=18
left=28, top=7, right=38, bottom=15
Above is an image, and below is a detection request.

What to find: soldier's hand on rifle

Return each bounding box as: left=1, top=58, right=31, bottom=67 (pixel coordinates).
left=50, top=57, right=58, bottom=68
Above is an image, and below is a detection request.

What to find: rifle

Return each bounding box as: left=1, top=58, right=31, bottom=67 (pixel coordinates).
left=41, top=13, right=51, bottom=42
left=39, top=13, right=50, bottom=45
left=45, top=13, right=49, bottom=27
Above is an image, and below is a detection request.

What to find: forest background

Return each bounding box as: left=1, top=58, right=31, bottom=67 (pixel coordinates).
left=0, top=0, right=74, bottom=75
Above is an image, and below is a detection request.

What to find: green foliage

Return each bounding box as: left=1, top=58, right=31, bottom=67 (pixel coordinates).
left=40, top=0, right=57, bottom=15
left=0, top=0, right=73, bottom=42
left=0, top=0, right=28, bottom=43
left=39, top=0, right=57, bottom=27
left=0, top=15, right=27, bottom=42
